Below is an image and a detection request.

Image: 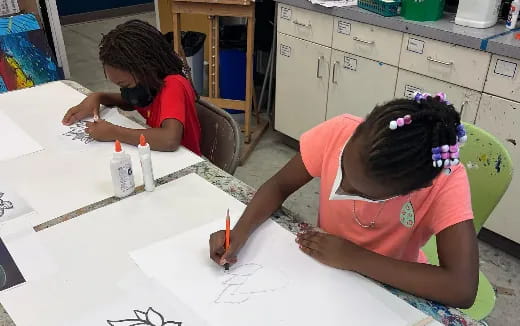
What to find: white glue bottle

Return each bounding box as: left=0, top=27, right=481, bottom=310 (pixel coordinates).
left=110, top=140, right=135, bottom=198
left=507, top=0, right=520, bottom=29
left=138, top=134, right=155, bottom=192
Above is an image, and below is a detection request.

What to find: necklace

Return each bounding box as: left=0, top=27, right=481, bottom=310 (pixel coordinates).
left=352, top=200, right=386, bottom=229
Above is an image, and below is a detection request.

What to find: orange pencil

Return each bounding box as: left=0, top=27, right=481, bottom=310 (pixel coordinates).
left=224, top=209, right=230, bottom=271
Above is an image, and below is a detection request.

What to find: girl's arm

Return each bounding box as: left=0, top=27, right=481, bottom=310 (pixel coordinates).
left=112, top=118, right=183, bottom=151
left=353, top=221, right=478, bottom=308
left=299, top=220, right=479, bottom=308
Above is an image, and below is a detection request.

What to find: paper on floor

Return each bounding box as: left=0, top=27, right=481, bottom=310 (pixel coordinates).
left=131, top=218, right=417, bottom=326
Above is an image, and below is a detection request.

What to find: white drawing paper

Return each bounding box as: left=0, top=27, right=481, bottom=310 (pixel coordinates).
left=0, top=182, right=33, bottom=223
left=131, top=219, right=411, bottom=326
left=0, top=111, right=43, bottom=162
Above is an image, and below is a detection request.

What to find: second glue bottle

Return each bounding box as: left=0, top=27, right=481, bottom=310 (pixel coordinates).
left=138, top=134, right=155, bottom=191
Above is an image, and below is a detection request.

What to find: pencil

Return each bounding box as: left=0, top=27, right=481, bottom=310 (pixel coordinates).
left=224, top=209, right=230, bottom=271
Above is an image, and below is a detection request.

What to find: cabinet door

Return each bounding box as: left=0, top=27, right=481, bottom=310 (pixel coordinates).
left=275, top=32, right=331, bottom=140
left=476, top=94, right=520, bottom=244
left=395, top=69, right=480, bottom=123
left=326, top=50, right=397, bottom=120
left=277, top=4, right=333, bottom=47
left=484, top=55, right=520, bottom=102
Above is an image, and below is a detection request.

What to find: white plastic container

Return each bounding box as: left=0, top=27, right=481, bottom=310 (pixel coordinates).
left=455, top=0, right=502, bottom=29
left=138, top=134, right=155, bottom=192
left=507, top=0, right=520, bottom=29
left=110, top=140, right=135, bottom=198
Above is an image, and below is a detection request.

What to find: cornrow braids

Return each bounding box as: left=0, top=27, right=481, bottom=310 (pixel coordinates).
left=357, top=94, right=462, bottom=194
left=99, top=19, right=192, bottom=95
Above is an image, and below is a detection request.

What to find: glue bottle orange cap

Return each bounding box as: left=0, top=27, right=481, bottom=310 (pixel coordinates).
left=115, top=139, right=122, bottom=152
left=139, top=134, right=147, bottom=146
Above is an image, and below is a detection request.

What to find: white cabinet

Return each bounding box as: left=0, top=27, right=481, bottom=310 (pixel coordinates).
left=275, top=32, right=331, bottom=139
left=476, top=94, right=520, bottom=244
left=484, top=55, right=520, bottom=102
left=399, top=35, right=491, bottom=91
left=277, top=4, right=333, bottom=46
left=326, top=50, right=397, bottom=120
left=332, top=18, right=403, bottom=66
left=395, top=69, right=480, bottom=123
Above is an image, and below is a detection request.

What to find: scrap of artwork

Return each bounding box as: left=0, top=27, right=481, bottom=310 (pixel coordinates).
left=107, top=307, right=182, bottom=326
left=0, top=236, right=25, bottom=291
left=62, top=121, right=95, bottom=144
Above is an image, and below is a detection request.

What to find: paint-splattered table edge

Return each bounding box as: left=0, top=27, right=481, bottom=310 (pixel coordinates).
left=33, top=81, right=483, bottom=326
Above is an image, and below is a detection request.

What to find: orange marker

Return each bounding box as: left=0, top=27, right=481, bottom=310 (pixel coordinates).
left=224, top=209, right=230, bottom=271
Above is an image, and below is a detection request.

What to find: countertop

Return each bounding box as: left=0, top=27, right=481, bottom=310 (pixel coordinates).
left=275, top=0, right=520, bottom=60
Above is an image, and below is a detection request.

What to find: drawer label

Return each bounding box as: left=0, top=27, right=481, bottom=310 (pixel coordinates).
left=404, top=85, right=422, bottom=98
left=407, top=38, right=425, bottom=54
left=337, top=21, right=351, bottom=35
left=280, top=44, right=291, bottom=57
left=494, top=59, right=517, bottom=78
left=344, top=56, right=357, bottom=71
left=280, top=6, right=292, bottom=20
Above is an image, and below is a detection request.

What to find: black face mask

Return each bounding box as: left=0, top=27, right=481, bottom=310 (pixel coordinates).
left=120, top=84, right=156, bottom=107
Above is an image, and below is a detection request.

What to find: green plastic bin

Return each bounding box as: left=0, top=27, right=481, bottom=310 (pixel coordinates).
left=401, top=0, right=445, bottom=22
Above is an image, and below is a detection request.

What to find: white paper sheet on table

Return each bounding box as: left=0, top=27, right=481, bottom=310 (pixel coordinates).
left=131, top=218, right=428, bottom=326
left=0, top=82, right=203, bottom=226
left=0, top=111, right=43, bottom=162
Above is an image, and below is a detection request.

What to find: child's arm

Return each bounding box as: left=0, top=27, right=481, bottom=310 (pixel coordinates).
left=62, top=92, right=131, bottom=125
left=298, top=220, right=479, bottom=308
left=85, top=118, right=183, bottom=152
left=209, top=153, right=313, bottom=265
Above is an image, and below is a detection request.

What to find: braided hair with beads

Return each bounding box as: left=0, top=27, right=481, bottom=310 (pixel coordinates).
left=99, top=19, right=193, bottom=96
left=353, top=92, right=467, bottom=195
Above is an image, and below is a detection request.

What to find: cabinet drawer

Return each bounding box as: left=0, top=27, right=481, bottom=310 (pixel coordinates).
left=275, top=33, right=331, bottom=140
left=399, top=35, right=491, bottom=91
left=277, top=4, right=333, bottom=47
left=332, top=18, right=403, bottom=66
left=327, top=50, right=397, bottom=120
left=484, top=55, right=520, bottom=102
left=477, top=94, right=520, bottom=244
left=395, top=69, right=480, bottom=123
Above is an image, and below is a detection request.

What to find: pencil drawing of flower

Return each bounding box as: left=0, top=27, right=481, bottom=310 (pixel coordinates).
left=62, top=121, right=95, bottom=144
left=107, top=307, right=182, bottom=326
left=0, top=192, right=14, bottom=217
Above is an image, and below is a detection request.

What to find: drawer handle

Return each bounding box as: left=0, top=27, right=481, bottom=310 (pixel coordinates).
left=293, top=20, right=311, bottom=28
left=353, top=36, right=375, bottom=45
left=332, top=61, right=339, bottom=84
left=427, top=56, right=453, bottom=66
left=317, top=56, right=324, bottom=79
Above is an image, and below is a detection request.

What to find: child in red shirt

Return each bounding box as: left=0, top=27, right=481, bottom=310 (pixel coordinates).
left=62, top=20, right=201, bottom=155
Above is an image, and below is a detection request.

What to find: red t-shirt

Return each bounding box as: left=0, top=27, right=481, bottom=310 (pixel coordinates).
left=136, top=75, right=201, bottom=155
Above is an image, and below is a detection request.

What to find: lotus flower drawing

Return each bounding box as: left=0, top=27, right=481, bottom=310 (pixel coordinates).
left=107, top=307, right=182, bottom=326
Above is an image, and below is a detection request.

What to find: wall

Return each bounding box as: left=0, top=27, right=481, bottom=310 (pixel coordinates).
left=56, top=0, right=153, bottom=16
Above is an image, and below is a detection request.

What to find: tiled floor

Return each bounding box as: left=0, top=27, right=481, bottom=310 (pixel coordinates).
left=61, top=12, right=519, bottom=326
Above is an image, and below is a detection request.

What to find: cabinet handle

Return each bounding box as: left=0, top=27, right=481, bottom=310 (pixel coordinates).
left=332, top=61, right=339, bottom=84
left=460, top=100, right=468, bottom=117
left=353, top=36, right=375, bottom=45
left=317, top=56, right=324, bottom=79
left=427, top=56, right=453, bottom=66
left=293, top=20, right=311, bottom=28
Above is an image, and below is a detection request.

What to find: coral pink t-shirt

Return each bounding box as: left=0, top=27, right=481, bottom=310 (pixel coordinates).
left=300, top=114, right=474, bottom=263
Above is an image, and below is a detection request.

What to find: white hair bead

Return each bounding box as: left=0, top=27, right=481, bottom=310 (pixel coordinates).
left=389, top=120, right=398, bottom=130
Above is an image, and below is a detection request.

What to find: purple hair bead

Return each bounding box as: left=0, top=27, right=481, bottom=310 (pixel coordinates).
left=436, top=92, right=447, bottom=102
left=432, top=153, right=442, bottom=160
left=396, top=118, right=405, bottom=127
left=441, top=145, right=450, bottom=153
left=432, top=147, right=441, bottom=154
left=441, top=152, right=449, bottom=160
left=404, top=115, right=412, bottom=125
left=449, top=145, right=458, bottom=153
left=414, top=92, right=422, bottom=102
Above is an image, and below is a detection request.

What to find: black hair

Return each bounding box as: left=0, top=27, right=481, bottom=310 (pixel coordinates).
left=99, top=19, right=191, bottom=94
left=356, top=95, right=461, bottom=194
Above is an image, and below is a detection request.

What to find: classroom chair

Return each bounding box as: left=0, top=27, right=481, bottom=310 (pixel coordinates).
left=195, top=98, right=241, bottom=175
left=422, top=122, right=513, bottom=321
